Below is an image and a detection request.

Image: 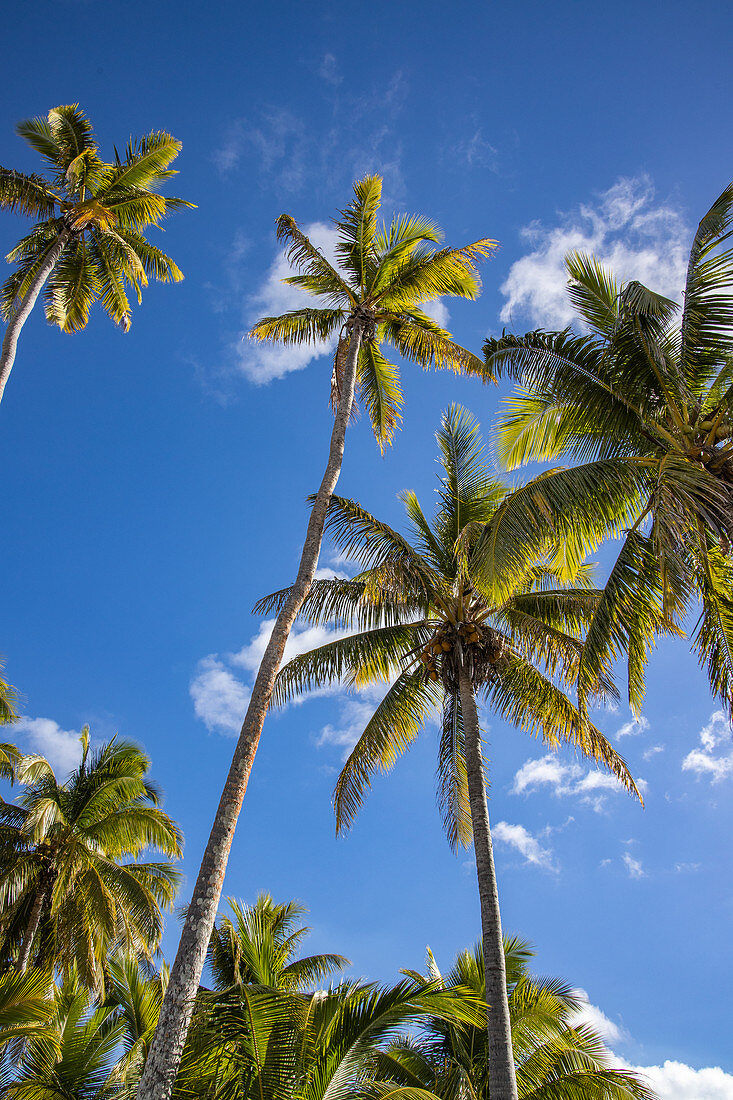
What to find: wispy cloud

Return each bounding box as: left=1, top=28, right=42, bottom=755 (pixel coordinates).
left=212, top=72, right=408, bottom=204
left=499, top=176, right=689, bottom=328
left=622, top=852, right=645, bottom=879
left=682, top=709, right=733, bottom=783
left=319, top=52, right=342, bottom=87
left=492, top=820, right=557, bottom=871
left=11, top=717, right=85, bottom=778
left=616, top=715, right=649, bottom=738
left=511, top=754, right=640, bottom=810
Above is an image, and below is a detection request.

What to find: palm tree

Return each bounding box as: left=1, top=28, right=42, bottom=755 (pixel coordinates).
left=0, top=969, right=54, bottom=1054
left=0, top=103, right=192, bottom=408
left=208, top=893, right=349, bottom=992
left=139, top=175, right=496, bottom=1100
left=2, top=973, right=127, bottom=1100
left=483, top=183, right=733, bottom=716
left=174, top=967, right=483, bottom=1100
left=0, top=726, right=182, bottom=989
left=263, top=407, right=639, bottom=1100
left=385, top=939, right=653, bottom=1099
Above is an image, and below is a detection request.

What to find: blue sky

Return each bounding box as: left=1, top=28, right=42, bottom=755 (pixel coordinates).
left=2, top=2, right=733, bottom=1096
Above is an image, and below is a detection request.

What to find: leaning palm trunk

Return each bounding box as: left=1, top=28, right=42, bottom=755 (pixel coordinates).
left=458, top=665, right=518, bottom=1100
left=137, top=325, right=363, bottom=1100
left=0, top=229, right=70, bottom=406
left=15, top=874, right=53, bottom=973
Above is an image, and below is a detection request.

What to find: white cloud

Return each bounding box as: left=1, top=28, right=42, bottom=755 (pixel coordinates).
left=616, top=715, right=649, bottom=738
left=568, top=989, right=626, bottom=1044
left=317, top=691, right=386, bottom=759
left=235, top=222, right=341, bottom=384
left=11, top=717, right=84, bottom=777
left=615, top=1058, right=733, bottom=1100
left=314, top=566, right=349, bottom=581
left=230, top=619, right=352, bottom=678
left=190, top=657, right=250, bottom=736
left=511, top=753, right=638, bottom=810
left=623, top=852, right=645, bottom=879
left=643, top=744, right=664, bottom=761
left=492, top=821, right=557, bottom=871
left=191, top=618, right=358, bottom=737
left=499, top=176, right=689, bottom=328
left=682, top=710, right=733, bottom=783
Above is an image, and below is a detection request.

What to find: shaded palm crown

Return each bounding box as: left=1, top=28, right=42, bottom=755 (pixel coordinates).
left=262, top=405, right=637, bottom=848
left=250, top=175, right=497, bottom=448
left=483, top=183, right=733, bottom=714
left=0, top=727, right=182, bottom=990
left=384, top=939, right=653, bottom=1100
left=0, top=103, right=190, bottom=330
left=207, top=893, right=349, bottom=992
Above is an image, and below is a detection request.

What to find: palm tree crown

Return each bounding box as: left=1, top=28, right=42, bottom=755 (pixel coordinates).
left=0, top=103, right=192, bottom=408
left=0, top=103, right=190, bottom=332
left=0, top=727, right=182, bottom=989
left=387, top=938, right=653, bottom=1100
left=250, top=175, right=497, bottom=448
left=207, top=893, right=349, bottom=992
left=264, top=405, right=636, bottom=845
left=483, top=183, right=733, bottom=715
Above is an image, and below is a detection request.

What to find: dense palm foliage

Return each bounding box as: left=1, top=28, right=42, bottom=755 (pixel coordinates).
left=208, top=893, right=349, bottom=992
left=0, top=103, right=191, bottom=406
left=483, top=183, right=733, bottom=716
left=0, top=903, right=652, bottom=1100
left=140, top=176, right=498, bottom=1100
left=384, top=939, right=653, bottom=1100
left=263, top=406, right=639, bottom=1100
left=250, top=174, right=496, bottom=448
left=0, top=727, right=182, bottom=989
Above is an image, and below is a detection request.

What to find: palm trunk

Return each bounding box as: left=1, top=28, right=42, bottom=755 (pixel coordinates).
left=16, top=876, right=52, bottom=973
left=137, top=323, right=363, bottom=1100
left=0, top=229, right=70, bottom=408
left=457, top=666, right=519, bottom=1100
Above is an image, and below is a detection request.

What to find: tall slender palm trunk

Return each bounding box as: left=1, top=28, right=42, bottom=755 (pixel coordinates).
left=16, top=874, right=52, bottom=973
left=137, top=324, right=363, bottom=1100
left=457, top=666, right=519, bottom=1100
left=0, top=229, right=70, bottom=407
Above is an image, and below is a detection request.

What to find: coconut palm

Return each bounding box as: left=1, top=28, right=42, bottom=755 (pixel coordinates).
left=262, top=407, right=639, bottom=1100
left=0, top=103, right=191, bottom=408
left=139, top=175, right=496, bottom=1100
left=2, top=973, right=127, bottom=1100
left=208, top=893, right=349, bottom=992
left=0, top=726, right=182, bottom=989
left=0, top=969, right=55, bottom=1055
left=384, top=939, right=653, bottom=1100
left=483, top=183, right=733, bottom=716
left=174, top=967, right=483, bottom=1100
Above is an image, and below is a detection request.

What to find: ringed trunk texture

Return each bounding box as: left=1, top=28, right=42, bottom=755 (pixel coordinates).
left=0, top=229, right=70, bottom=408
left=137, top=323, right=363, bottom=1100
left=457, top=667, right=519, bottom=1100
left=16, top=876, right=52, bottom=973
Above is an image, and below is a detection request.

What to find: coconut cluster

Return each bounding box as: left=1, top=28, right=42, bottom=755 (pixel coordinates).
left=419, top=620, right=506, bottom=689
